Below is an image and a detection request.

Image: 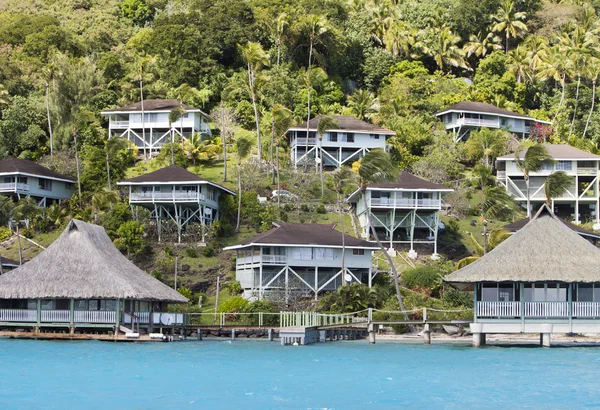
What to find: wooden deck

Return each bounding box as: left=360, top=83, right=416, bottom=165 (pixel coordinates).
left=0, top=330, right=181, bottom=342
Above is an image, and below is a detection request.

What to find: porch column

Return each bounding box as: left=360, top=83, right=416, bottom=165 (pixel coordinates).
left=314, top=266, right=318, bottom=301
left=114, top=299, right=120, bottom=336
left=36, top=299, right=41, bottom=328
left=69, top=299, right=74, bottom=327
left=258, top=263, right=263, bottom=300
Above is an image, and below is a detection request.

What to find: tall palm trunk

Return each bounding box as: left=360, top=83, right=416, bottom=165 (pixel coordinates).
left=361, top=189, right=408, bottom=321
left=221, top=102, right=227, bottom=182
left=525, top=172, right=531, bottom=219
left=304, top=39, right=314, bottom=171
left=46, top=82, right=53, bottom=158
left=236, top=160, right=242, bottom=232
left=338, top=191, right=346, bottom=286
left=16, top=224, right=22, bottom=266
left=271, top=115, right=276, bottom=184
left=319, top=135, right=324, bottom=197
left=248, top=65, right=262, bottom=163
left=276, top=142, right=281, bottom=208
left=584, top=78, right=597, bottom=139
left=140, top=78, right=147, bottom=160
left=570, top=73, right=581, bottom=135
left=74, top=132, right=82, bottom=208
left=106, top=151, right=112, bottom=191
left=482, top=219, right=488, bottom=254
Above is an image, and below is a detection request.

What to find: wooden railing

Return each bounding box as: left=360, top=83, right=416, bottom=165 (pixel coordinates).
left=0, top=309, right=37, bottom=322
left=130, top=192, right=206, bottom=201
left=74, top=310, right=116, bottom=324
left=41, top=310, right=71, bottom=323
left=476, top=301, right=600, bottom=318
left=524, top=302, right=569, bottom=317
left=572, top=302, right=600, bottom=317
left=477, top=301, right=521, bottom=317
left=369, top=198, right=441, bottom=208
left=0, top=183, right=30, bottom=192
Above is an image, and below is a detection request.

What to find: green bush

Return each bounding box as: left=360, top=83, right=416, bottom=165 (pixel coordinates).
left=279, top=210, right=288, bottom=222
left=203, top=245, right=216, bottom=257
left=218, top=296, right=249, bottom=313
left=300, top=204, right=311, bottom=212
left=224, top=280, right=242, bottom=295
left=315, top=204, right=326, bottom=214
left=402, top=265, right=443, bottom=295
left=185, top=248, right=198, bottom=258
left=444, top=219, right=460, bottom=236
left=0, top=226, right=11, bottom=241
left=163, top=246, right=174, bottom=256
left=442, top=288, right=473, bottom=308
left=283, top=203, right=295, bottom=212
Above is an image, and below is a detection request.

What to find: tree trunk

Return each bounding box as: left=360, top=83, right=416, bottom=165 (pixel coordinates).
left=105, top=151, right=112, bottom=191
left=271, top=115, right=276, bottom=184
left=482, top=219, right=488, bottom=254
left=570, top=73, right=581, bottom=135
left=74, top=132, right=82, bottom=208
left=339, top=191, right=346, bottom=286
left=584, top=78, right=596, bottom=139
left=140, top=78, right=147, bottom=160
left=221, top=102, right=227, bottom=182
left=276, top=143, right=281, bottom=208
left=16, top=224, right=22, bottom=266
left=319, top=135, right=324, bottom=198
left=170, top=121, right=175, bottom=165
left=46, top=82, right=53, bottom=158
left=526, top=173, right=531, bottom=219
left=236, top=161, right=242, bottom=232
left=304, top=39, right=313, bottom=172
left=248, top=65, right=262, bottom=163
left=361, top=189, right=408, bottom=321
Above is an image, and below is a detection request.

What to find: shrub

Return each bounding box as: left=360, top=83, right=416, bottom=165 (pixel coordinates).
left=21, top=227, right=34, bottom=239
left=218, top=296, right=249, bottom=313
left=315, top=204, right=326, bottom=214
left=279, top=210, right=288, bottom=222
left=163, top=246, right=174, bottom=256
left=283, top=203, right=294, bottom=212
left=242, top=300, right=278, bottom=325
left=442, top=288, right=473, bottom=308
left=224, top=280, right=242, bottom=295
left=0, top=226, right=11, bottom=241
left=178, top=286, right=194, bottom=303
left=402, top=265, right=443, bottom=296
left=300, top=204, right=311, bottom=212
left=185, top=248, right=198, bottom=258
left=444, top=219, right=460, bottom=236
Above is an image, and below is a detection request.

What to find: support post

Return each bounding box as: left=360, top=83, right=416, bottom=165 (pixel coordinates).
left=268, top=328, right=274, bottom=341
left=231, top=329, right=236, bottom=340
left=115, top=299, right=120, bottom=336
left=540, top=324, right=553, bottom=347
left=423, top=323, right=431, bottom=344
left=471, top=323, right=485, bottom=347
left=368, top=323, right=378, bottom=344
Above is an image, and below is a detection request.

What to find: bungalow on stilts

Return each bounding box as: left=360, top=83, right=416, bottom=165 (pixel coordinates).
left=0, top=220, right=187, bottom=339
left=445, top=205, right=600, bottom=347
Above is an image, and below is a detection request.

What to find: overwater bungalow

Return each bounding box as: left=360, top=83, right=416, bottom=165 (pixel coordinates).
left=445, top=205, right=600, bottom=347
left=0, top=220, right=187, bottom=335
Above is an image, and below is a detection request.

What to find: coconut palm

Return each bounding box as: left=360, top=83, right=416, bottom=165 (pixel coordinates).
left=514, top=144, right=552, bottom=219
left=272, top=104, right=294, bottom=206
left=332, top=167, right=356, bottom=286
left=491, top=0, right=528, bottom=53
left=316, top=116, right=339, bottom=197
left=239, top=42, right=269, bottom=162
left=169, top=107, right=186, bottom=165
left=464, top=32, right=503, bottom=58
left=584, top=57, right=600, bottom=138
left=7, top=198, right=40, bottom=265
left=357, top=150, right=408, bottom=319
left=507, top=45, right=530, bottom=83
left=480, top=186, right=518, bottom=253
left=91, top=188, right=120, bottom=222
left=538, top=46, right=573, bottom=119
left=384, top=21, right=417, bottom=58
left=423, top=25, right=469, bottom=72
left=544, top=171, right=573, bottom=205
left=465, top=128, right=509, bottom=168
left=300, top=67, right=327, bottom=169
left=456, top=228, right=511, bottom=269
left=234, top=136, right=253, bottom=232
left=523, top=35, right=548, bottom=74
left=347, top=89, right=378, bottom=122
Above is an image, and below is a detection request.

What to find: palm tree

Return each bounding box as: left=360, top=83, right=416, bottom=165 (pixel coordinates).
left=7, top=198, right=39, bottom=265
left=332, top=167, right=356, bottom=286
left=383, top=21, right=417, bottom=58
left=523, top=35, right=548, bottom=74
left=184, top=134, right=219, bottom=165
left=464, top=32, right=502, bottom=58
left=544, top=171, right=572, bottom=205
left=538, top=46, right=573, bottom=119
left=274, top=13, right=288, bottom=67
left=514, top=144, right=552, bottom=219
left=234, top=136, right=253, bottom=232
left=583, top=57, right=600, bottom=138
left=91, top=188, right=119, bottom=222
left=357, top=150, right=408, bottom=319
left=464, top=128, right=509, bottom=168
left=169, top=107, right=186, bottom=165
left=239, top=42, right=269, bottom=163
left=456, top=228, right=511, bottom=269
left=423, top=25, right=469, bottom=72
left=316, top=116, right=338, bottom=197
left=301, top=67, right=327, bottom=169
left=272, top=104, right=294, bottom=201
left=42, top=65, right=56, bottom=158
left=491, top=0, right=528, bottom=53
left=480, top=186, right=517, bottom=253
left=507, top=45, right=530, bottom=83
left=347, top=89, right=378, bottom=122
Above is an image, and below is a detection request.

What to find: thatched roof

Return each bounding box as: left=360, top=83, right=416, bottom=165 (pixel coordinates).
left=224, top=222, right=379, bottom=250
left=288, top=115, right=395, bottom=135
left=504, top=218, right=600, bottom=241
left=444, top=205, right=600, bottom=290
left=0, top=220, right=188, bottom=302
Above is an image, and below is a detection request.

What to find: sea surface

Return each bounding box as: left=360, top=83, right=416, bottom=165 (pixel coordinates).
left=1, top=338, right=599, bottom=409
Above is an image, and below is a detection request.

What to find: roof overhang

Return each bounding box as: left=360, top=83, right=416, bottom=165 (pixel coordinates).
left=346, top=187, right=453, bottom=202
left=223, top=243, right=379, bottom=251
left=0, top=171, right=74, bottom=184
left=497, top=156, right=600, bottom=161
left=435, top=109, right=552, bottom=125
left=286, top=127, right=396, bottom=136
left=117, top=180, right=236, bottom=196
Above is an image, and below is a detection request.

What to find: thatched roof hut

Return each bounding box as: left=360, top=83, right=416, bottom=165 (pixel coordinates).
left=444, top=205, right=600, bottom=291
left=0, top=220, right=187, bottom=303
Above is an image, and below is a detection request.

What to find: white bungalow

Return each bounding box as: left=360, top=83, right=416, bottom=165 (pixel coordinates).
left=436, top=101, right=552, bottom=142
left=118, top=165, right=235, bottom=243
left=286, top=115, right=395, bottom=168
left=347, top=172, right=453, bottom=256
left=445, top=205, right=600, bottom=347
left=101, top=99, right=212, bottom=152
left=496, top=144, right=600, bottom=223
left=0, top=220, right=187, bottom=335
left=0, top=158, right=74, bottom=207
left=0, top=256, right=18, bottom=273
left=223, top=222, right=379, bottom=300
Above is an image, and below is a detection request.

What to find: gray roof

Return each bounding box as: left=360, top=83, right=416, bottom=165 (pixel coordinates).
left=0, top=220, right=188, bottom=302
left=497, top=144, right=600, bottom=160
left=288, top=115, right=395, bottom=135
left=368, top=171, right=452, bottom=191
left=101, top=99, right=202, bottom=113
left=224, top=222, right=379, bottom=250
left=118, top=166, right=235, bottom=195
left=444, top=205, right=600, bottom=290
left=0, top=158, right=74, bottom=182
left=436, top=101, right=534, bottom=120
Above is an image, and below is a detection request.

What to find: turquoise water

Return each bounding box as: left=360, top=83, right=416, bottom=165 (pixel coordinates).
left=1, top=339, right=600, bottom=409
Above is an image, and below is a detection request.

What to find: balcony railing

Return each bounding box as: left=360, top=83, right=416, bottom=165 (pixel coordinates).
left=369, top=198, right=441, bottom=208
left=476, top=301, right=600, bottom=318
left=74, top=310, right=116, bottom=324
left=497, top=171, right=506, bottom=179
left=130, top=192, right=207, bottom=202
left=0, top=309, right=172, bottom=324
left=294, top=138, right=318, bottom=146
left=110, top=121, right=130, bottom=127
left=0, top=182, right=30, bottom=192
left=238, top=255, right=288, bottom=265
left=460, top=118, right=500, bottom=127
left=577, top=167, right=598, bottom=175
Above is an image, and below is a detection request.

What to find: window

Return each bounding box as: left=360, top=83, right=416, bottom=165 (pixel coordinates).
left=207, top=187, right=216, bottom=201
left=38, top=178, right=52, bottom=191
left=443, top=114, right=451, bottom=124
left=555, top=161, right=572, bottom=171
left=314, top=248, right=334, bottom=260
left=100, top=300, right=116, bottom=311
left=329, top=132, right=338, bottom=142
left=3, top=177, right=13, bottom=183
left=292, top=247, right=313, bottom=260
left=501, top=118, right=507, bottom=126
left=41, top=299, right=54, bottom=310
left=17, top=177, right=27, bottom=184
left=370, top=134, right=380, bottom=140
left=353, top=249, right=365, bottom=256
left=346, top=133, right=355, bottom=143
left=65, top=182, right=73, bottom=190
left=144, top=113, right=159, bottom=122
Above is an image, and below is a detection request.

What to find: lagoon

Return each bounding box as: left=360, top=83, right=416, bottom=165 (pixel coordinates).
left=1, top=339, right=599, bottom=409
